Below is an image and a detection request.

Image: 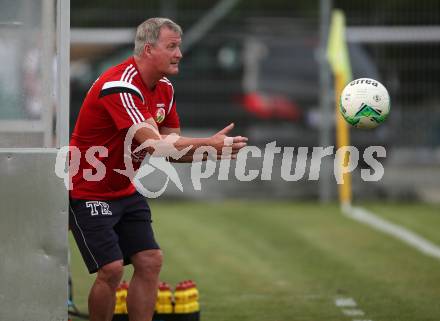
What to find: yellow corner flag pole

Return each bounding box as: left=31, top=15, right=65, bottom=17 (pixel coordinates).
left=327, top=9, right=352, bottom=208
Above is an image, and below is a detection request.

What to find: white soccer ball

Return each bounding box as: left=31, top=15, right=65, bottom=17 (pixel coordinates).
left=340, top=78, right=390, bottom=129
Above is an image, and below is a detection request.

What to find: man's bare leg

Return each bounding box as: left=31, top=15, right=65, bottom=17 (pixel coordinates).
left=127, top=249, right=163, bottom=321
left=89, top=260, right=124, bottom=321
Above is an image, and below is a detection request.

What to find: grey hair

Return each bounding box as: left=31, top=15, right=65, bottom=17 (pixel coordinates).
left=134, top=18, right=182, bottom=56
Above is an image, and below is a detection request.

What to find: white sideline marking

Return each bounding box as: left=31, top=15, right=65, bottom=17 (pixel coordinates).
left=342, top=309, right=365, bottom=316
left=335, top=297, right=357, bottom=307
left=334, top=297, right=372, bottom=321
left=342, top=205, right=440, bottom=261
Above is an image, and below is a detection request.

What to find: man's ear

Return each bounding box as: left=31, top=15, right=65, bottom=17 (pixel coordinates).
left=144, top=43, right=153, bottom=56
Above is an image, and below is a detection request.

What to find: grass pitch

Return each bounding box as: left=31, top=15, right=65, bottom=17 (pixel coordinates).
left=70, top=201, right=440, bottom=321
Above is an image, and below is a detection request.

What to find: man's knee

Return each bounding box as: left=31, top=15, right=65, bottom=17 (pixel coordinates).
left=97, top=260, right=124, bottom=289
left=132, top=250, right=163, bottom=275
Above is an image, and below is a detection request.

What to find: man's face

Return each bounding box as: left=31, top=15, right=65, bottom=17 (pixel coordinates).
left=149, top=27, right=182, bottom=76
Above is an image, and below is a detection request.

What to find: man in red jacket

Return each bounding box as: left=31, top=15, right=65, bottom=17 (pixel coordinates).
left=69, top=17, right=247, bottom=321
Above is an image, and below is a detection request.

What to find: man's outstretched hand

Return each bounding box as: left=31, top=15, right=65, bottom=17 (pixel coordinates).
left=210, top=123, right=248, bottom=159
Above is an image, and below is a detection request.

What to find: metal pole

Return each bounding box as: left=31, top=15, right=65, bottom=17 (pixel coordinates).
left=181, top=0, right=241, bottom=54
left=318, top=0, right=333, bottom=202
left=41, top=0, right=55, bottom=147
left=160, top=0, right=177, bottom=19
left=56, top=0, right=70, bottom=148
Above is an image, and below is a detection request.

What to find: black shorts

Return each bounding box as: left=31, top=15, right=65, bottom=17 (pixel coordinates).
left=69, top=192, right=160, bottom=274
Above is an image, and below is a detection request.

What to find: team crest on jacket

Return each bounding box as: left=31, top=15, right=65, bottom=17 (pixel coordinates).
left=155, top=107, right=166, bottom=123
